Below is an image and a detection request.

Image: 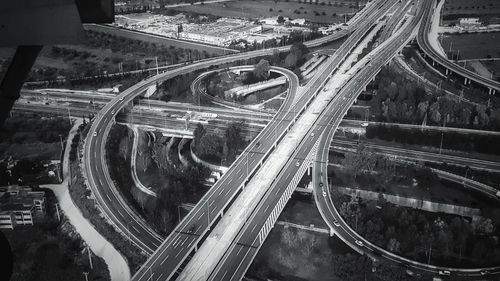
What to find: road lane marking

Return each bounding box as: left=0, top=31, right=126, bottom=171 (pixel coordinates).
left=160, top=256, right=169, bottom=266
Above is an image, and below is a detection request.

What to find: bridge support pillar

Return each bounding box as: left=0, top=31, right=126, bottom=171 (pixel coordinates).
left=445, top=68, right=449, bottom=75
left=432, top=60, right=435, bottom=66
left=329, top=227, right=335, bottom=237
left=464, top=77, right=468, bottom=85
left=307, top=166, right=311, bottom=176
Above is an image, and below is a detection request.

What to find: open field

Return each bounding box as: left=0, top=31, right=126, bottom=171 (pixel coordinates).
left=440, top=32, right=500, bottom=80
left=440, top=32, right=500, bottom=60
left=171, top=0, right=359, bottom=24
left=85, top=24, right=231, bottom=55
left=442, top=0, right=500, bottom=16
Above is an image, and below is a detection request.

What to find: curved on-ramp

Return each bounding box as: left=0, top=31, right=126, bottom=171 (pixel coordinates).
left=417, top=0, right=500, bottom=92
left=314, top=109, right=500, bottom=278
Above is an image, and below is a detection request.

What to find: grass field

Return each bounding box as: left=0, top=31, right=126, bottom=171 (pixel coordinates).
left=440, top=32, right=500, bottom=80
left=85, top=24, right=231, bottom=55
left=442, top=0, right=500, bottom=16
left=172, top=0, right=359, bottom=24
left=440, top=32, right=500, bottom=60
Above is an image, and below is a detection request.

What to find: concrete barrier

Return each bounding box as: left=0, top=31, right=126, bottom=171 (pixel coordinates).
left=178, top=138, right=190, bottom=167
left=337, top=186, right=482, bottom=219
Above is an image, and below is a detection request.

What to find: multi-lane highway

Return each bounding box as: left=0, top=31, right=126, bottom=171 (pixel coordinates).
left=314, top=113, right=500, bottom=280
left=82, top=14, right=359, bottom=255
left=82, top=3, right=381, bottom=261
left=201, top=0, right=416, bottom=279
left=130, top=1, right=397, bottom=280
left=306, top=2, right=500, bottom=277
left=417, top=0, right=500, bottom=93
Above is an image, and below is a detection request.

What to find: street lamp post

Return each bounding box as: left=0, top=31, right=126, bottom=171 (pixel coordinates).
left=58, top=134, right=64, bottom=152
left=67, top=108, right=72, bottom=125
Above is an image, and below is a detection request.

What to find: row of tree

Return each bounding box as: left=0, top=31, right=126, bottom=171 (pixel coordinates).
left=336, top=189, right=500, bottom=267
left=367, top=66, right=500, bottom=131
left=365, top=124, right=500, bottom=156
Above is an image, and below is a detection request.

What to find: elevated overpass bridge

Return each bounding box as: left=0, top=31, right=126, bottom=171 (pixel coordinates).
left=416, top=0, right=500, bottom=95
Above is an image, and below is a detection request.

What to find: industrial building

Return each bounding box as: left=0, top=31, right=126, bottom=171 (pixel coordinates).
left=0, top=185, right=46, bottom=229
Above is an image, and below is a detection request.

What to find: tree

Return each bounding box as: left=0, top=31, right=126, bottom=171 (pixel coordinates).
left=387, top=238, right=401, bottom=253
left=277, top=15, right=285, bottom=24
left=253, top=59, right=270, bottom=81
left=193, top=124, right=206, bottom=146
left=377, top=155, right=395, bottom=184
left=151, top=136, right=170, bottom=171
left=341, top=152, right=362, bottom=179
left=197, top=134, right=223, bottom=159
left=474, top=217, right=494, bottom=234
left=224, top=122, right=245, bottom=162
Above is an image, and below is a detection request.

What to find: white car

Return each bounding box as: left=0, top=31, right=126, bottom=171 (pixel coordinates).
left=438, top=270, right=451, bottom=276
left=295, top=161, right=300, bottom=167
left=333, top=221, right=340, bottom=227
left=111, top=110, right=115, bottom=115
left=93, top=132, right=98, bottom=137
left=355, top=240, right=364, bottom=247
left=119, top=97, right=124, bottom=101
left=322, top=191, right=327, bottom=197
left=311, top=132, right=315, bottom=137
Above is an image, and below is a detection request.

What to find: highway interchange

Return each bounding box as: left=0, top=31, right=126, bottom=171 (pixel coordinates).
left=80, top=3, right=376, bottom=260
left=132, top=1, right=397, bottom=280
left=18, top=0, right=500, bottom=280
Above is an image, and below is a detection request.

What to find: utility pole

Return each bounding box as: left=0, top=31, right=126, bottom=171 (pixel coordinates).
left=439, top=118, right=446, bottom=154
left=87, top=246, right=93, bottom=270
left=54, top=203, right=61, bottom=221
left=427, top=243, right=432, bottom=264
left=206, top=200, right=210, bottom=228
left=246, top=152, right=249, bottom=177
left=155, top=57, right=159, bottom=75
left=177, top=205, right=181, bottom=222
left=67, top=108, right=72, bottom=125
left=58, top=134, right=64, bottom=152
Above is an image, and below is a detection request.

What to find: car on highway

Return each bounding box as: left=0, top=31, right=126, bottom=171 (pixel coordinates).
left=319, top=182, right=323, bottom=188
left=111, top=110, right=115, bottom=115
left=361, top=122, right=369, bottom=127
left=333, top=221, right=340, bottom=227
left=119, top=97, right=124, bottom=101
left=311, top=132, right=315, bottom=137
left=255, top=142, right=260, bottom=147
left=93, top=131, right=98, bottom=137
left=322, top=191, right=327, bottom=197
left=480, top=270, right=490, bottom=276
left=438, top=270, right=451, bottom=276
left=355, top=240, right=364, bottom=247
left=295, top=160, right=300, bottom=167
